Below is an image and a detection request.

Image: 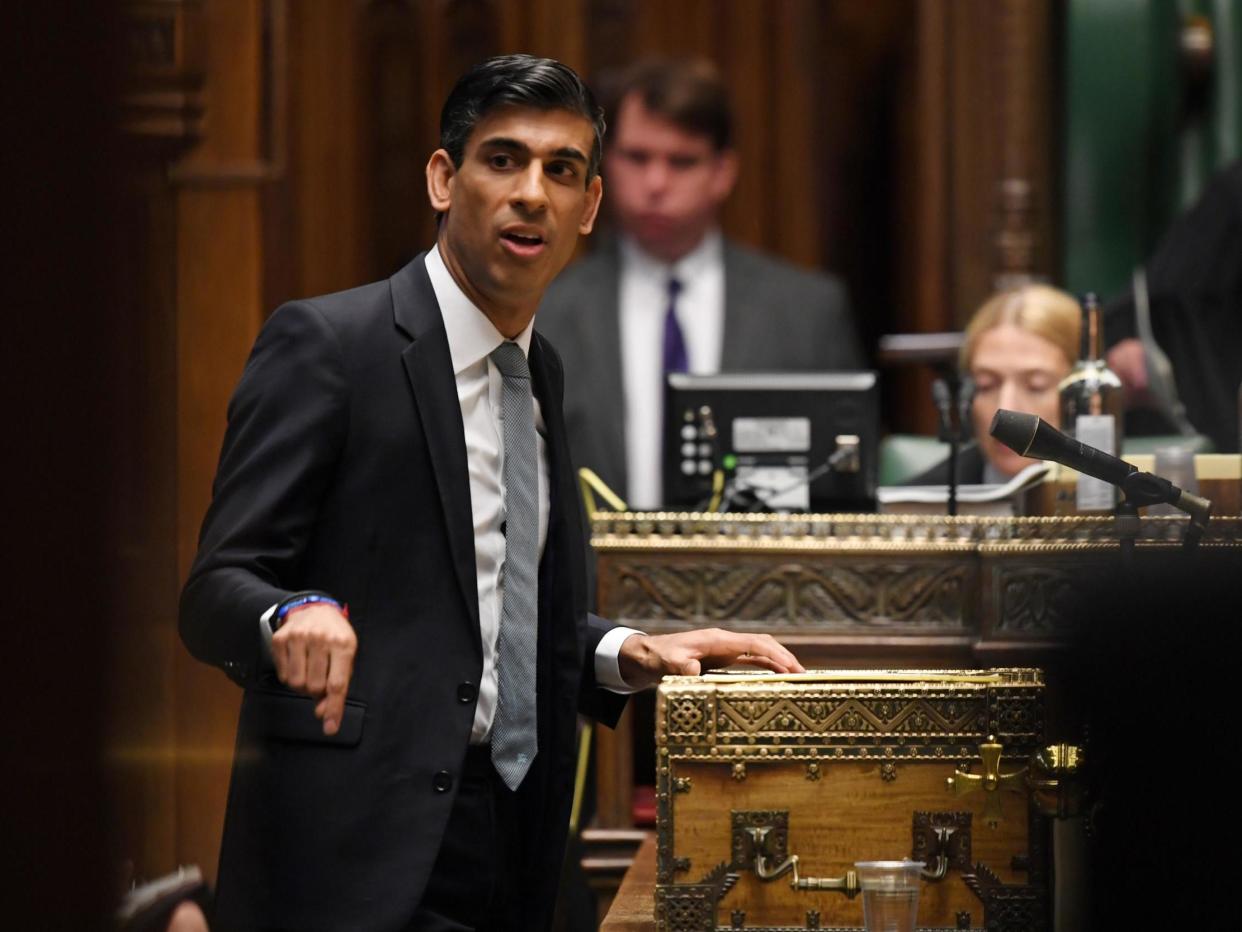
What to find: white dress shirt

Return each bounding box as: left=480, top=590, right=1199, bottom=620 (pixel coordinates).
left=424, top=247, right=641, bottom=743
left=619, top=230, right=725, bottom=509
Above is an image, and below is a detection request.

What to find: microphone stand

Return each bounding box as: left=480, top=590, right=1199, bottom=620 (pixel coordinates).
left=1114, top=499, right=1142, bottom=561
left=933, top=373, right=974, bottom=517
left=1116, top=470, right=1212, bottom=555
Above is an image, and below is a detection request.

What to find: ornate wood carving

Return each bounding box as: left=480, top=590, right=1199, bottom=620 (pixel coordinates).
left=654, top=882, right=715, bottom=932
left=166, top=0, right=289, bottom=186
left=659, top=673, right=1044, bottom=763
left=991, top=565, right=1079, bottom=634
left=610, top=559, right=972, bottom=628
left=594, top=513, right=1242, bottom=642
left=119, top=1, right=206, bottom=151
left=963, top=862, right=1048, bottom=932
left=992, top=0, right=1054, bottom=289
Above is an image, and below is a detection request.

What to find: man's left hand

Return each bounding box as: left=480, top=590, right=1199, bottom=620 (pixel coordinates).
left=618, top=628, right=804, bottom=686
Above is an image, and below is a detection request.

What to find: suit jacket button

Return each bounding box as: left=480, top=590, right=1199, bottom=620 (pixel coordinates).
left=457, top=682, right=476, bottom=704
left=433, top=771, right=453, bottom=793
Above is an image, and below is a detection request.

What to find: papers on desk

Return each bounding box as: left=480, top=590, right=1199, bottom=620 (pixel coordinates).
left=876, top=461, right=1050, bottom=516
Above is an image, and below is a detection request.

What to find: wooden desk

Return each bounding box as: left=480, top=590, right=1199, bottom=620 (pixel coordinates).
left=579, top=511, right=1242, bottom=916
left=588, top=511, right=1242, bottom=834
left=599, top=833, right=656, bottom=932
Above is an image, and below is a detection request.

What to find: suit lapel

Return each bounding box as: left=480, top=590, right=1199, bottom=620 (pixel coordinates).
left=530, top=334, right=569, bottom=574
left=391, top=254, right=481, bottom=635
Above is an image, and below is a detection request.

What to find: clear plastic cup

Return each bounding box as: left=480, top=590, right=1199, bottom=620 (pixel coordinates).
left=1150, top=446, right=1199, bottom=516
left=854, top=860, right=924, bottom=932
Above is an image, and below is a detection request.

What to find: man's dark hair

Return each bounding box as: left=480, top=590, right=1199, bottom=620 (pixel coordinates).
left=439, top=54, right=606, bottom=183
left=602, top=57, right=732, bottom=151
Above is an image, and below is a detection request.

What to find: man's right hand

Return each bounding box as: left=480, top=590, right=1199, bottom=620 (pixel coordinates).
left=271, top=604, right=357, bottom=736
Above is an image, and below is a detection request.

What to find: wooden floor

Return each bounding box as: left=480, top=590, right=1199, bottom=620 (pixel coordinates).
left=599, top=834, right=657, bottom=931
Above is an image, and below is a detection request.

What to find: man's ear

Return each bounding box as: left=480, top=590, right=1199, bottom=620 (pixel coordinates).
left=710, top=149, right=740, bottom=205
left=426, top=149, right=455, bottom=214
left=578, top=174, right=603, bottom=235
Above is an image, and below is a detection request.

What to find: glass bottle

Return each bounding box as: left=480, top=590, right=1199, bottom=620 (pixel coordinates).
left=1058, top=292, right=1124, bottom=511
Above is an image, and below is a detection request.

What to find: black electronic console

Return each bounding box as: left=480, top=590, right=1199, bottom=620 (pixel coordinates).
left=663, top=371, right=880, bottom=513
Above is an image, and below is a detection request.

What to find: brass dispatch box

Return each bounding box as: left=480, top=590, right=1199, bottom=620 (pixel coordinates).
left=655, top=669, right=1069, bottom=931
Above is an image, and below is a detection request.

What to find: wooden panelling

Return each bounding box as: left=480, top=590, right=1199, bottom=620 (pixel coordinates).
left=173, top=185, right=262, bottom=878
left=106, top=169, right=182, bottom=882
left=281, top=1, right=366, bottom=298
left=113, top=0, right=272, bottom=888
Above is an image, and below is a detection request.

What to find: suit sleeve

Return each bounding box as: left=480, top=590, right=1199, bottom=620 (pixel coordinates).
left=179, top=300, right=349, bottom=687
left=578, top=614, right=629, bottom=728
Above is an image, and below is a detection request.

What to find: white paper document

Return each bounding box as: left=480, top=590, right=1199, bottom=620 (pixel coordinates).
left=876, top=461, right=1050, bottom=516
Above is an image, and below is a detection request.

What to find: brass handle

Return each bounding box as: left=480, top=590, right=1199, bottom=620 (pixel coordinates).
left=742, top=826, right=861, bottom=898
left=791, top=861, right=861, bottom=898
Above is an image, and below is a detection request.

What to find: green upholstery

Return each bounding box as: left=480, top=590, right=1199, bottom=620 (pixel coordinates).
left=878, top=435, right=954, bottom=486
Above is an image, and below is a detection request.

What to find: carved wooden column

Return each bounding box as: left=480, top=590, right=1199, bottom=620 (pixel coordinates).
left=112, top=0, right=209, bottom=882
left=119, top=1, right=206, bottom=147
left=992, top=0, right=1056, bottom=292
left=112, top=0, right=293, bottom=884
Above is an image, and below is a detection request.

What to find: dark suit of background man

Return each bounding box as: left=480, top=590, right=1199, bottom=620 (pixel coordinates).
left=538, top=58, right=866, bottom=509
left=179, top=55, right=802, bottom=932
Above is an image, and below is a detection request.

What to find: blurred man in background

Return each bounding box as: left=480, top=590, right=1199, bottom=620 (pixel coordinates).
left=1105, top=159, right=1242, bottom=452
left=538, top=57, right=865, bottom=509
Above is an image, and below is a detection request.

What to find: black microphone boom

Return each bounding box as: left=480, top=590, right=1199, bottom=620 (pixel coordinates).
left=989, top=408, right=1212, bottom=528
left=989, top=409, right=1136, bottom=487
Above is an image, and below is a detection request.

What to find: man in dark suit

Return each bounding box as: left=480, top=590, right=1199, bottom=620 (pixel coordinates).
left=538, top=58, right=866, bottom=508
left=179, top=55, right=800, bottom=932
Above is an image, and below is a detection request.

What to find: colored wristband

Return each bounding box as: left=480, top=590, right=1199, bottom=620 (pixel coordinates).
left=272, top=592, right=345, bottom=631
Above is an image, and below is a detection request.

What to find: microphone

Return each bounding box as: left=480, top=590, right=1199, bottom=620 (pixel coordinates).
left=989, top=409, right=1135, bottom=487
left=989, top=409, right=1212, bottom=525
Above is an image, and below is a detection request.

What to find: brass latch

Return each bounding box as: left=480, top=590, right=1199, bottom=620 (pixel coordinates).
left=947, top=737, right=1086, bottom=827
left=946, top=736, right=1028, bottom=828
left=1028, top=742, right=1085, bottom=819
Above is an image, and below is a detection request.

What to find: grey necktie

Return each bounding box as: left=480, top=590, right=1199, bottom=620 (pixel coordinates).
left=489, top=341, right=539, bottom=790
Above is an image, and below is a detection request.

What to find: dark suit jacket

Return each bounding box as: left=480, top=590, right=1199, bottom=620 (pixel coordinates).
left=179, top=254, right=624, bottom=932
left=536, top=237, right=866, bottom=499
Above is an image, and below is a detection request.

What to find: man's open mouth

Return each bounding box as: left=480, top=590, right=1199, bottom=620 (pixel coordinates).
left=501, top=231, right=544, bottom=247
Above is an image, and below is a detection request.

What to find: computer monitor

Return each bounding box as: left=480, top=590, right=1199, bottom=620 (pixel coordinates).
left=663, top=371, right=879, bottom=513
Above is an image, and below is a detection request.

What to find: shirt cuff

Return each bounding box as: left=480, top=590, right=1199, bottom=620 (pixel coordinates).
left=594, top=626, right=649, bottom=693
left=259, top=603, right=277, bottom=667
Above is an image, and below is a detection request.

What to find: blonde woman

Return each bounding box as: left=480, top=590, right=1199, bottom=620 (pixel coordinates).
left=914, top=284, right=1081, bottom=483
